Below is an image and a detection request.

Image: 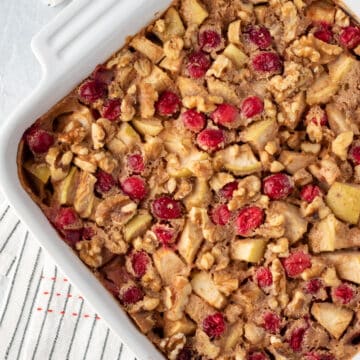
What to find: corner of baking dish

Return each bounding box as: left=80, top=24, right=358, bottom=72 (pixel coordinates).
left=0, top=0, right=172, bottom=359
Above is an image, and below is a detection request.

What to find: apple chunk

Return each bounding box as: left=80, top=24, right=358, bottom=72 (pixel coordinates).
left=311, top=302, right=353, bottom=339
left=54, top=166, right=79, bottom=205
left=271, top=201, right=307, bottom=244
left=231, top=238, right=267, bottom=263
left=132, top=118, right=163, bottom=136
left=178, top=218, right=203, bottom=264
left=153, top=248, right=189, bottom=285
left=191, top=271, right=226, bottom=309
left=322, top=251, right=360, bottom=284
left=123, top=212, right=152, bottom=242
left=240, top=119, right=278, bottom=151
left=24, top=161, right=50, bottom=184
left=326, top=182, right=360, bottom=224
left=214, top=144, right=262, bottom=176
left=309, top=214, right=360, bottom=253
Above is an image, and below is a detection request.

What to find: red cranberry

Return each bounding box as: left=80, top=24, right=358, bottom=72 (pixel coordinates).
left=101, top=99, right=121, bottom=121
left=197, top=128, right=225, bottom=152
left=79, top=80, right=107, bottom=103
left=210, top=204, right=231, bottom=225
left=314, top=28, right=333, bottom=43
left=25, top=127, right=54, bottom=154
left=236, top=206, right=264, bottom=236
left=339, top=26, right=360, bottom=49
left=64, top=229, right=82, bottom=247
left=248, top=26, right=272, bottom=49
left=349, top=145, right=360, bottom=165
left=177, top=348, right=193, bottom=360
left=202, top=313, right=226, bottom=338
left=241, top=96, right=264, bottom=118
left=92, top=65, right=114, bottom=85
left=255, top=267, right=273, bottom=288
left=305, top=354, right=321, bottom=360
left=263, top=312, right=281, bottom=334
left=283, top=251, right=312, bottom=278
left=211, top=103, right=239, bottom=127
left=252, top=52, right=282, bottom=72
left=182, top=109, right=206, bottom=132
left=151, top=196, right=182, bottom=220
left=121, top=176, right=147, bottom=200
left=186, top=51, right=211, bottom=78
left=305, top=279, right=322, bottom=294
left=311, top=113, right=328, bottom=126
left=96, top=170, right=116, bottom=193
left=300, top=184, right=321, bottom=203
left=82, top=227, right=95, bottom=240
left=55, top=208, right=79, bottom=230
left=127, top=154, right=145, bottom=174
left=199, top=29, right=222, bottom=51
left=156, top=91, right=181, bottom=117
left=262, top=173, right=293, bottom=200
left=289, top=327, right=307, bottom=352
left=248, top=352, right=268, bottom=360
left=131, top=251, right=149, bottom=278
left=219, top=181, right=238, bottom=200
left=153, top=224, right=176, bottom=247
left=305, top=353, right=334, bottom=360
left=120, top=286, right=144, bottom=305
left=333, top=283, right=354, bottom=304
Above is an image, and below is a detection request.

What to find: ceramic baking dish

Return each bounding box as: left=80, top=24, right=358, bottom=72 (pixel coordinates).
left=1, top=1, right=360, bottom=360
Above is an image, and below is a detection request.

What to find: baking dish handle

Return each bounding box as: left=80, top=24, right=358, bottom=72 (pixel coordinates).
left=31, top=0, right=93, bottom=79
left=31, top=0, right=171, bottom=84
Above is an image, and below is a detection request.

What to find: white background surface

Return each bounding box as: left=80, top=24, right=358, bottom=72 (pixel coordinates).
left=0, top=0, right=71, bottom=121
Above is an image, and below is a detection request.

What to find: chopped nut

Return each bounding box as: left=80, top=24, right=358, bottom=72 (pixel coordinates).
left=244, top=322, right=265, bottom=345
left=74, top=171, right=97, bottom=218
left=95, top=194, right=137, bottom=227
left=138, top=82, right=158, bottom=119
left=228, top=175, right=261, bottom=211
left=76, top=236, right=104, bottom=268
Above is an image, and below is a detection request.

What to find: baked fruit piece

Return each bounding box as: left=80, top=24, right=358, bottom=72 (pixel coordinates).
left=17, top=0, right=360, bottom=359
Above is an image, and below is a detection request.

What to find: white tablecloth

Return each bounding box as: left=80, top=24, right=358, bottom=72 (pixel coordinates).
left=0, top=1, right=136, bottom=359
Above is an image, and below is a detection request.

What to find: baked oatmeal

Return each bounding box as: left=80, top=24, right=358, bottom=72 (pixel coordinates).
left=17, top=0, right=360, bottom=359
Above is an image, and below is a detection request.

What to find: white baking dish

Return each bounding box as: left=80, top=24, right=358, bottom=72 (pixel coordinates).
left=0, top=1, right=360, bottom=359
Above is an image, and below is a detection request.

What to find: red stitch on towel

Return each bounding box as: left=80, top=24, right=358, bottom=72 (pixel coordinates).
left=56, top=293, right=61, bottom=296
left=43, top=291, right=49, bottom=295
left=63, top=278, right=68, bottom=282
left=51, top=277, right=56, bottom=280
left=67, top=294, right=72, bottom=298
left=34, top=307, right=101, bottom=320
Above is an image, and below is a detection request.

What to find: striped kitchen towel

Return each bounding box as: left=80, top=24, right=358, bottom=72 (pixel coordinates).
left=0, top=191, right=136, bottom=360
